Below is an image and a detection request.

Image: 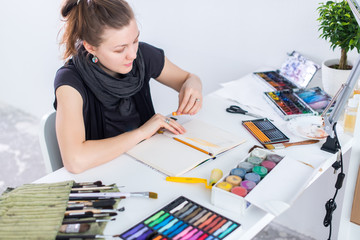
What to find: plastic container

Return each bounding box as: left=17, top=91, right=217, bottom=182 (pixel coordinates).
left=211, top=148, right=284, bottom=214
left=343, top=98, right=358, bottom=134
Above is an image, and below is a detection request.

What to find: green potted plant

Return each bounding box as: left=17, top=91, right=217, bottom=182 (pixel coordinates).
left=317, top=0, right=360, bottom=96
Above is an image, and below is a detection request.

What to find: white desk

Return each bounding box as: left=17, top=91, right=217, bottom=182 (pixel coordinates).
left=35, top=74, right=353, bottom=239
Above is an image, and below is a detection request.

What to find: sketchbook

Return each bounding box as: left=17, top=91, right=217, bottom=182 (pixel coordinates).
left=126, top=119, right=246, bottom=176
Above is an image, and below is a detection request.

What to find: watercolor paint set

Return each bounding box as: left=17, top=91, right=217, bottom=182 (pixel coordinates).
left=120, top=196, right=241, bottom=240
left=264, top=87, right=334, bottom=120
left=242, top=118, right=289, bottom=145
left=211, top=148, right=284, bottom=214
left=253, top=51, right=320, bottom=91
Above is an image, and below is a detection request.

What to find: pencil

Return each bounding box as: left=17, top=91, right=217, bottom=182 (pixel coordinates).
left=173, top=137, right=213, bottom=156
left=244, top=122, right=270, bottom=143
left=172, top=112, right=182, bottom=116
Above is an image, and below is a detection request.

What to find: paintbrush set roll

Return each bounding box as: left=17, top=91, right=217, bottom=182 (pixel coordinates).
left=0, top=180, right=122, bottom=239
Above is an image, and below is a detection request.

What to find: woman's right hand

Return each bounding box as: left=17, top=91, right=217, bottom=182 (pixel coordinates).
left=138, top=113, right=186, bottom=139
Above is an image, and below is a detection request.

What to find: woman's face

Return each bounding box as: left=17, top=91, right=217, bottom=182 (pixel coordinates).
left=92, top=19, right=140, bottom=76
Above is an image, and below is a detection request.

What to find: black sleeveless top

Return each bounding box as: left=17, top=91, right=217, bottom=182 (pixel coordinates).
left=54, top=42, right=165, bottom=140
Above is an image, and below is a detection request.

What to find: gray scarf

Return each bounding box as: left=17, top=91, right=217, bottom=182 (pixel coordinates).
left=72, top=45, right=145, bottom=110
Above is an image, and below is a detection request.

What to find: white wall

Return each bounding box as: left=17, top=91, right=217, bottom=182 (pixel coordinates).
left=1, top=0, right=64, bottom=117
left=1, top=0, right=359, bottom=118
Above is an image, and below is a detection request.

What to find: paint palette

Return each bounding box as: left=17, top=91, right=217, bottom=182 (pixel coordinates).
left=120, top=196, right=241, bottom=240
left=264, top=87, right=333, bottom=120
left=254, top=51, right=320, bottom=91
left=242, top=119, right=289, bottom=145
left=254, top=71, right=298, bottom=90
left=211, top=148, right=284, bottom=214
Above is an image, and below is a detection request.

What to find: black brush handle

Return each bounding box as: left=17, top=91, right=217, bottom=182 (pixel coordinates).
left=56, top=234, right=97, bottom=239
left=62, top=219, right=96, bottom=224
left=70, top=190, right=101, bottom=193
left=93, top=199, right=116, bottom=208
left=63, top=211, right=94, bottom=219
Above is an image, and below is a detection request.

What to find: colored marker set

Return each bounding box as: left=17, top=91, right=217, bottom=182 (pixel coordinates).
left=242, top=118, right=289, bottom=145
left=211, top=148, right=284, bottom=214
left=120, top=196, right=241, bottom=240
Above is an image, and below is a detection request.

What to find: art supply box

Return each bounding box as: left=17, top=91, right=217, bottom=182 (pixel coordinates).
left=242, top=118, right=289, bottom=145
left=211, top=148, right=320, bottom=216
left=253, top=51, right=320, bottom=91
left=263, top=87, right=334, bottom=120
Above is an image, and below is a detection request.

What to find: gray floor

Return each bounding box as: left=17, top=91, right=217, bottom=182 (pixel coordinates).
left=0, top=101, right=315, bottom=240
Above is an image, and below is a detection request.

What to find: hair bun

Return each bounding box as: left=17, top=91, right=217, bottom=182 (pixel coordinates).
left=61, top=0, right=78, bottom=17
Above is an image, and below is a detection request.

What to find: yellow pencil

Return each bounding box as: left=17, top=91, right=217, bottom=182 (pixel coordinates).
left=172, top=112, right=183, bottom=116
left=173, top=137, right=213, bottom=156
left=245, top=122, right=270, bottom=143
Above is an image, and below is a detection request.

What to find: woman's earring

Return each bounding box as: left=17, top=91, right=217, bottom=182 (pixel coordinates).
left=92, top=55, right=98, bottom=63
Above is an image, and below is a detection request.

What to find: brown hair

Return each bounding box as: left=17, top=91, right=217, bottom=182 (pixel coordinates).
left=60, top=0, right=134, bottom=60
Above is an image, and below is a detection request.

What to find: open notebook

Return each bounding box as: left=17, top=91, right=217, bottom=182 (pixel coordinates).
left=127, top=119, right=246, bottom=176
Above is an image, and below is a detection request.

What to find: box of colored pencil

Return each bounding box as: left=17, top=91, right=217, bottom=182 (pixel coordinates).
left=242, top=118, right=289, bottom=145
left=211, top=148, right=284, bottom=214
left=120, top=196, right=241, bottom=239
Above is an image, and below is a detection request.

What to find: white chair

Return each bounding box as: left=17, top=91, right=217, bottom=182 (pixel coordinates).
left=39, top=111, right=63, bottom=173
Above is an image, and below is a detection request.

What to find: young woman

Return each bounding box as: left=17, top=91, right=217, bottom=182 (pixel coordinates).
left=55, top=0, right=202, bottom=173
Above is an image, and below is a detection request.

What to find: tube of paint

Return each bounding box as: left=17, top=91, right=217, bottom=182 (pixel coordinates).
left=209, top=168, right=223, bottom=186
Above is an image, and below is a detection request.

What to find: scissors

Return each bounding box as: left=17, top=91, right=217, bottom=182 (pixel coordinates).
left=226, top=105, right=268, bottom=119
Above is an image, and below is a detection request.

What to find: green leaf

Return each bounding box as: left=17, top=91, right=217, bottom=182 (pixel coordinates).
left=317, top=0, right=360, bottom=55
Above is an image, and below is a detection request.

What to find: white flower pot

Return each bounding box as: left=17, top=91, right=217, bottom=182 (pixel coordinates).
left=322, top=59, right=352, bottom=97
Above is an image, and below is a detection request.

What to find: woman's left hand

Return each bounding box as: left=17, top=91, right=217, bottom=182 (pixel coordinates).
left=176, top=73, right=202, bottom=115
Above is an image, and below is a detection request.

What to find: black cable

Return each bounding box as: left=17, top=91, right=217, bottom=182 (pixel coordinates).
left=323, top=122, right=345, bottom=240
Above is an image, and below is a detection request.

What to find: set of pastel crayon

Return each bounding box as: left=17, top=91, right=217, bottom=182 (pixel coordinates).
left=120, top=196, right=241, bottom=240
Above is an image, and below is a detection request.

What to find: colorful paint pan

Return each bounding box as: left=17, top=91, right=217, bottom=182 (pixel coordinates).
left=237, top=162, right=254, bottom=173
left=225, top=175, right=242, bottom=186
left=230, top=168, right=247, bottom=178
left=244, top=172, right=261, bottom=184
left=240, top=180, right=256, bottom=192
left=254, top=71, right=298, bottom=91
left=216, top=182, right=233, bottom=192
left=120, top=196, right=241, bottom=240
left=261, top=160, right=276, bottom=172
left=263, top=87, right=332, bottom=121
left=252, top=166, right=268, bottom=178
left=251, top=148, right=267, bottom=160
left=247, top=156, right=263, bottom=166
left=231, top=186, right=248, bottom=197
left=266, top=154, right=283, bottom=163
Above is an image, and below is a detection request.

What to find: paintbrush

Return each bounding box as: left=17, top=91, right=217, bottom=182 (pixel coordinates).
left=72, top=181, right=104, bottom=188
left=56, top=234, right=120, bottom=239
left=67, top=199, right=116, bottom=210
left=63, top=212, right=117, bottom=219
left=71, top=190, right=101, bottom=193
left=71, top=186, right=115, bottom=191
left=69, top=192, right=158, bottom=200
left=264, top=139, right=319, bottom=150
left=65, top=207, right=124, bottom=216
left=62, top=217, right=116, bottom=225
left=66, top=205, right=113, bottom=211
left=68, top=199, right=116, bottom=205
